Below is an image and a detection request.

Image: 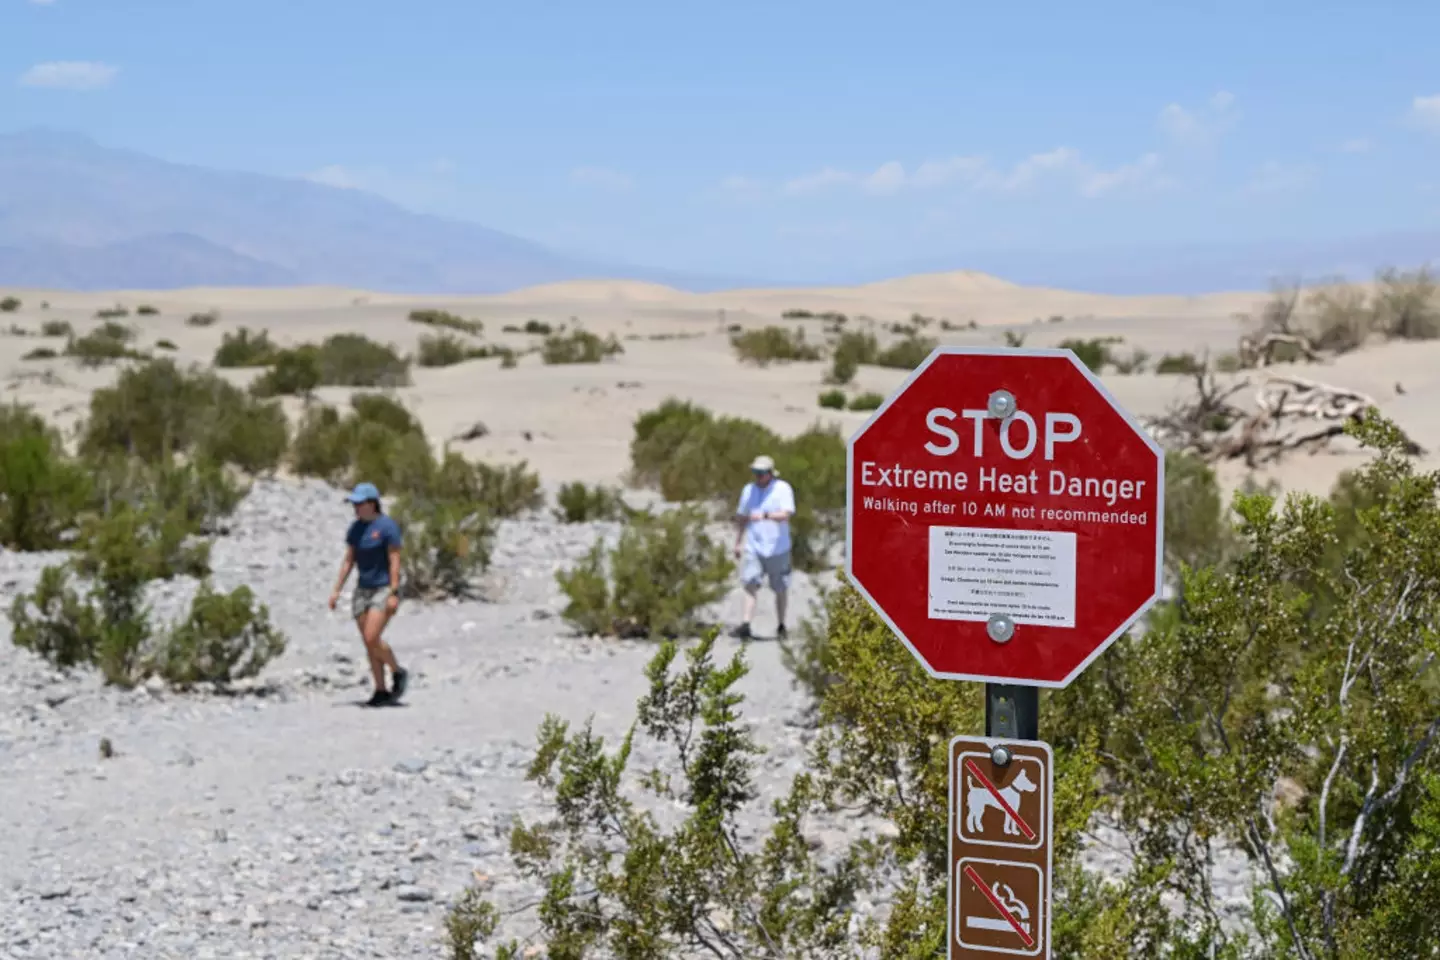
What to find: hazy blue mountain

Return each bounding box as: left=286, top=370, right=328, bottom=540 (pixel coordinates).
left=0, top=233, right=298, bottom=289
left=0, top=129, right=730, bottom=293
left=3, top=129, right=1436, bottom=295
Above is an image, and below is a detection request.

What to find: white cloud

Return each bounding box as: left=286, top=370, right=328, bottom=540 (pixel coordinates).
left=18, top=61, right=117, bottom=90
left=1408, top=95, right=1440, bottom=132
left=569, top=166, right=633, bottom=192
left=782, top=155, right=987, bottom=196
left=1157, top=90, right=1235, bottom=145
left=978, top=147, right=1083, bottom=192
left=782, top=166, right=856, bottom=195
left=1244, top=160, right=1317, bottom=195
left=1338, top=138, right=1372, bottom=154
left=1080, top=152, right=1167, bottom=197
left=766, top=146, right=1165, bottom=202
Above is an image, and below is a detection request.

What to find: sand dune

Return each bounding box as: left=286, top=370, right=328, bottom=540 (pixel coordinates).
left=2, top=269, right=1436, bottom=502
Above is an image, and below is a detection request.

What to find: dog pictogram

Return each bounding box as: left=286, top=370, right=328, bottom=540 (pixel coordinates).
left=965, top=766, right=1037, bottom=837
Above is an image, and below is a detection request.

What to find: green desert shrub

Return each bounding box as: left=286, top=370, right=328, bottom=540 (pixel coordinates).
left=389, top=498, right=496, bottom=600
left=847, top=391, right=884, bottom=411
left=8, top=565, right=103, bottom=670
left=254, top=335, right=410, bottom=393
left=150, top=583, right=284, bottom=688
left=155, top=339, right=177, bottom=351
left=288, top=397, right=541, bottom=516
left=1162, top=451, right=1237, bottom=579
left=71, top=500, right=212, bottom=583
left=817, top=388, right=846, bottom=409
left=825, top=329, right=879, bottom=384
left=40, top=319, right=72, bottom=337
left=65, top=325, right=142, bottom=366
left=408, top=309, right=483, bottom=336
left=250, top=345, right=321, bottom=397
left=314, top=333, right=411, bottom=387
left=21, top=347, right=57, bottom=360
left=288, top=404, right=353, bottom=480
left=213, top=326, right=280, bottom=367
left=88, top=455, right=244, bottom=539
left=627, top=400, right=844, bottom=570
left=556, top=506, right=731, bottom=638
left=522, top=319, right=553, bottom=335
left=417, top=332, right=495, bottom=367
left=431, top=453, right=543, bottom=518
left=95, top=305, right=129, bottom=319
left=1058, top=336, right=1120, bottom=373
left=80, top=358, right=287, bottom=473
left=553, top=482, right=627, bottom=523
left=185, top=311, right=219, bottom=327
left=541, top=329, right=623, bottom=365
left=136, top=304, right=159, bottom=316
left=729, top=325, right=822, bottom=365
left=1154, top=351, right=1205, bottom=375
left=0, top=296, right=20, bottom=313
left=11, top=561, right=284, bottom=689
left=875, top=332, right=935, bottom=369
left=0, top=404, right=92, bottom=550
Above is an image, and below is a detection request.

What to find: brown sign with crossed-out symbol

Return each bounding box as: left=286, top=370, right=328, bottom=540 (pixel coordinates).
left=949, top=736, right=1052, bottom=958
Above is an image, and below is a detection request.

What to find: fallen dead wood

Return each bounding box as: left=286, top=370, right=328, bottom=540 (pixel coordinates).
left=1143, top=371, right=1424, bottom=466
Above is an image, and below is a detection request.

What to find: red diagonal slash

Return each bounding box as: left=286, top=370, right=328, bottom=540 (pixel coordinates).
left=964, top=757, right=1037, bottom=841
left=963, top=863, right=1036, bottom=949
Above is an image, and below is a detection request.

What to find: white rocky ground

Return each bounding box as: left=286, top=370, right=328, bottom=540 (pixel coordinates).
left=0, top=480, right=1254, bottom=958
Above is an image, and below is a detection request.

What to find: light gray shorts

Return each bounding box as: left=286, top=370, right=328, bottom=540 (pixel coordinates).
left=740, top=550, right=791, bottom=592
left=351, top=586, right=392, bottom=619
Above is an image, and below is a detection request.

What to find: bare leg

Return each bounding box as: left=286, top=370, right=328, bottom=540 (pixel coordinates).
left=360, top=608, right=400, bottom=687
left=741, top=584, right=759, bottom=625
left=775, top=589, right=788, bottom=629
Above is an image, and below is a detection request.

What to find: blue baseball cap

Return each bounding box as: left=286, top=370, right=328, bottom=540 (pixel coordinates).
left=345, top=482, right=381, bottom=503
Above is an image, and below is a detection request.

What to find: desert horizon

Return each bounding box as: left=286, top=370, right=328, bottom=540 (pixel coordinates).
left=5, top=266, right=1435, bottom=504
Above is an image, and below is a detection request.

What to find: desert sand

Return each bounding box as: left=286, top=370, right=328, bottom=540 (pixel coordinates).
left=3, top=271, right=1437, bottom=500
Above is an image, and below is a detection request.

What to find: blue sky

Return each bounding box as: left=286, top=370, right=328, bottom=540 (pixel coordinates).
left=4, top=0, right=1440, bottom=285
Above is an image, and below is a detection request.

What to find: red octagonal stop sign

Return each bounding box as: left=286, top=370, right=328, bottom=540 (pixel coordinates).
left=846, top=346, right=1164, bottom=687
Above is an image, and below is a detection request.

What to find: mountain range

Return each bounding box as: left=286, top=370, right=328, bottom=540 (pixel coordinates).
left=0, top=129, right=735, bottom=293
left=1, top=128, right=1437, bottom=295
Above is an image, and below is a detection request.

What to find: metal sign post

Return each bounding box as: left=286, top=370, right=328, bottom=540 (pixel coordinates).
left=844, top=346, right=1167, bottom=960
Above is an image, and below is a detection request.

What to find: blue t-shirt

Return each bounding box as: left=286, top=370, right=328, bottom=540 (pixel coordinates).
left=346, top=514, right=403, bottom=589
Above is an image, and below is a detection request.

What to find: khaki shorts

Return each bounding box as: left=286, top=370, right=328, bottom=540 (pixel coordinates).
left=351, top=586, right=394, bottom=619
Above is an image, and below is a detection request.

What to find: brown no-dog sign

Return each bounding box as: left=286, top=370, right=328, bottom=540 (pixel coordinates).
left=949, top=736, right=1052, bottom=958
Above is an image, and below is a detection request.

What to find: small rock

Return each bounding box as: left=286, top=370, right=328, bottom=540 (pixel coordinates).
left=394, top=759, right=428, bottom=775
left=452, top=421, right=489, bottom=442
left=395, top=885, right=434, bottom=903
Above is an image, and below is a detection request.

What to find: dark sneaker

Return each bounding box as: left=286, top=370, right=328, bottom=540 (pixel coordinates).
left=364, top=689, right=391, bottom=708
left=391, top=668, right=409, bottom=702
left=730, top=623, right=752, bottom=640
left=776, top=624, right=787, bottom=640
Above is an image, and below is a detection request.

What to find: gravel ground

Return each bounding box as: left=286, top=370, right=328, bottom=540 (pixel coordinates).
left=0, top=480, right=1255, bottom=958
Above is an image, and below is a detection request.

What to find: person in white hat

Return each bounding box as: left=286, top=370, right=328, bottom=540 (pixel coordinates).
left=731, top=454, right=796, bottom=640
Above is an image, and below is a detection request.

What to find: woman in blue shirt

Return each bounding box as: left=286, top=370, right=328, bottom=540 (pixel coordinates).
left=328, top=482, right=410, bottom=706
